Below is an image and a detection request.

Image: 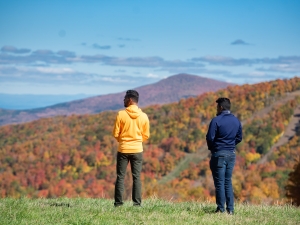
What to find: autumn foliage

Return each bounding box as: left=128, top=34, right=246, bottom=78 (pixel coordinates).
left=0, top=77, right=300, bottom=203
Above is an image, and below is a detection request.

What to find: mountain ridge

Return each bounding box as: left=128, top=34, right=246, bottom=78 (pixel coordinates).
left=0, top=73, right=233, bottom=126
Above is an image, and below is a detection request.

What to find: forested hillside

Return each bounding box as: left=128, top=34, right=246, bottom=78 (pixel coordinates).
left=0, top=77, right=299, bottom=204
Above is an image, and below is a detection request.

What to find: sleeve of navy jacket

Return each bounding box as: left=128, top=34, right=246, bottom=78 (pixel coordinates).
left=206, top=111, right=243, bottom=152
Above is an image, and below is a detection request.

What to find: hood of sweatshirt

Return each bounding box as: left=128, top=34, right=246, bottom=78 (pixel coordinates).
left=125, top=105, right=142, bottom=119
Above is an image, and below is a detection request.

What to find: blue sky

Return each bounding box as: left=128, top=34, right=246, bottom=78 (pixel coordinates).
left=0, top=0, right=300, bottom=95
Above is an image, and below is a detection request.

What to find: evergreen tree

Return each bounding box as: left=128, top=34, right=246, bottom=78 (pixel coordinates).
left=286, top=160, right=300, bottom=206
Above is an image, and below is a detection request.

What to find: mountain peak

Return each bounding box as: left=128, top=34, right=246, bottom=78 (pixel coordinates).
left=0, top=74, right=233, bottom=126
left=135, top=74, right=233, bottom=104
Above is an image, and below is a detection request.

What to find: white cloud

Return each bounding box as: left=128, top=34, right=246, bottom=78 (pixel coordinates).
left=35, top=67, right=74, bottom=74
left=101, top=77, right=131, bottom=83
left=258, top=64, right=300, bottom=73
left=248, top=71, right=267, bottom=77
left=146, top=73, right=159, bottom=78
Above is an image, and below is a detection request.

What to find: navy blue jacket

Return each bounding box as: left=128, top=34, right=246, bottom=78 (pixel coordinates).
left=206, top=110, right=242, bottom=152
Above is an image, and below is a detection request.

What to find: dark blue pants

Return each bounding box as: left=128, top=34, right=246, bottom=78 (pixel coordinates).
left=210, top=150, right=236, bottom=212
left=114, top=152, right=143, bottom=206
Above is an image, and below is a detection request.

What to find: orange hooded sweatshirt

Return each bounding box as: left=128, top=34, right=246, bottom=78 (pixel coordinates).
left=113, top=105, right=150, bottom=153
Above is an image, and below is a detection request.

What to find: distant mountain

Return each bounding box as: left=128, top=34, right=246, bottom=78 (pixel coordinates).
left=0, top=74, right=233, bottom=126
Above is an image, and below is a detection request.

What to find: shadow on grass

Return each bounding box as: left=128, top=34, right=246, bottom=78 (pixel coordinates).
left=201, top=206, right=216, bottom=214
left=49, top=202, right=71, bottom=207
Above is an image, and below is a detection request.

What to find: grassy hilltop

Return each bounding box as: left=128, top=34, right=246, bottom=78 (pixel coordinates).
left=1, top=198, right=300, bottom=225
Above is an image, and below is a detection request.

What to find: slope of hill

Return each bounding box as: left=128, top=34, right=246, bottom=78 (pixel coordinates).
left=158, top=90, right=300, bottom=185
left=0, top=77, right=299, bottom=203
left=157, top=93, right=300, bottom=202
left=258, top=103, right=300, bottom=164
left=0, top=74, right=232, bottom=126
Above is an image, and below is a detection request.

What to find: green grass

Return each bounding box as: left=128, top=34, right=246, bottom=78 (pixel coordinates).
left=1, top=198, right=300, bottom=225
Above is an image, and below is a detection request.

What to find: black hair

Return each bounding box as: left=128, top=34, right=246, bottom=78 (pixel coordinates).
left=216, top=97, right=231, bottom=110
left=125, top=90, right=139, bottom=103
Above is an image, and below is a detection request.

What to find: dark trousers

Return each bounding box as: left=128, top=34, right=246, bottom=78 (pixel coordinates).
left=114, top=152, right=143, bottom=206
left=210, top=150, right=236, bottom=212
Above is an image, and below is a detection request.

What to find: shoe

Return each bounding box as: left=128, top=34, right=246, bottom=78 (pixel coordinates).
left=133, top=204, right=142, bottom=207
left=215, top=208, right=225, bottom=213
left=227, top=210, right=234, bottom=215
left=114, top=204, right=123, bottom=207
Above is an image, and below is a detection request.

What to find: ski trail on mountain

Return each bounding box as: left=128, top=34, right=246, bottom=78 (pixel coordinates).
left=158, top=90, right=300, bottom=184
left=257, top=104, right=300, bottom=165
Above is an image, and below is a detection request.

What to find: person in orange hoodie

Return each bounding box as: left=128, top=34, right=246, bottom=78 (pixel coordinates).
left=113, top=90, right=150, bottom=207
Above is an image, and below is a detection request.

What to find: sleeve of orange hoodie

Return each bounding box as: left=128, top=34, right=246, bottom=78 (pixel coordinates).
left=113, top=112, right=121, bottom=142
left=142, top=114, right=150, bottom=142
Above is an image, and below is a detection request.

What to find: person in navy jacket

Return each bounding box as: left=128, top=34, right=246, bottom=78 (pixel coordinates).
left=206, top=97, right=242, bottom=215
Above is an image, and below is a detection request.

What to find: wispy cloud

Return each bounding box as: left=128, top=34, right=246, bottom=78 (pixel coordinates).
left=0, top=50, right=71, bottom=64
left=78, top=55, right=199, bottom=68
left=146, top=73, right=160, bottom=78
left=1, top=46, right=31, bottom=54
left=115, top=69, right=126, bottom=73
left=0, top=66, right=160, bottom=86
left=0, top=49, right=200, bottom=69
left=231, top=39, right=250, bottom=45
left=162, top=67, right=231, bottom=75
left=257, top=64, right=300, bottom=73
left=191, top=55, right=300, bottom=67
left=32, top=50, right=55, bottom=55
left=57, top=50, right=76, bottom=58
left=0, top=66, right=77, bottom=84
left=1, top=45, right=300, bottom=83
left=92, top=43, right=111, bottom=50
left=0, top=66, right=74, bottom=75
left=118, top=37, right=140, bottom=41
